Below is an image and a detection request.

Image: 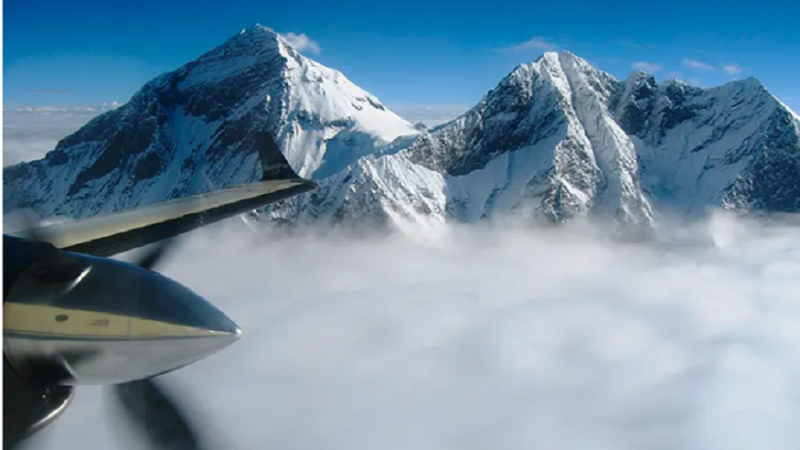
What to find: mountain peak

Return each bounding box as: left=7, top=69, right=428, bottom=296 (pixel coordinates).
left=243, top=23, right=274, bottom=33
left=555, top=50, right=582, bottom=61
left=537, top=51, right=561, bottom=66
left=737, top=76, right=765, bottom=90
left=627, top=69, right=653, bottom=79
left=200, top=23, right=284, bottom=61
left=234, top=24, right=320, bottom=58
left=535, top=50, right=585, bottom=60
left=532, top=50, right=594, bottom=74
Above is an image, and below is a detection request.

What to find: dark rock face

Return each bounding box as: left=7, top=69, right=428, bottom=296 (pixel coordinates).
left=615, top=73, right=658, bottom=136
left=406, top=64, right=568, bottom=178
left=724, top=108, right=800, bottom=212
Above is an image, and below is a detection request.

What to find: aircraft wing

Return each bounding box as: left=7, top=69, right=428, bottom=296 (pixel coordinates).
left=7, top=133, right=317, bottom=257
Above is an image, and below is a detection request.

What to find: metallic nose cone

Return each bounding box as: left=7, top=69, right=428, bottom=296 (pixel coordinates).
left=4, top=252, right=241, bottom=385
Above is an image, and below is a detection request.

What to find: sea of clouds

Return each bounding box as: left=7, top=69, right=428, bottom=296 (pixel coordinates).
left=2, top=108, right=105, bottom=167
left=20, top=212, right=800, bottom=450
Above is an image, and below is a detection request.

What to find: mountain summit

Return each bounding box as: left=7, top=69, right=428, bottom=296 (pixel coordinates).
left=267, top=51, right=800, bottom=235
left=4, top=32, right=799, bottom=237
left=3, top=24, right=416, bottom=218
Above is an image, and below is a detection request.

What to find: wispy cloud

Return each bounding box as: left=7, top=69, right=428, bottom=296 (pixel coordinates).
left=279, top=32, right=321, bottom=54
left=2, top=106, right=115, bottom=167
left=497, top=37, right=557, bottom=53
left=722, top=63, right=742, bottom=77
left=682, top=59, right=716, bottom=71
left=631, top=61, right=662, bottom=72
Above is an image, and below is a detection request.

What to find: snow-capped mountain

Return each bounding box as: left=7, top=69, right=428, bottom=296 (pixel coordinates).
left=265, top=52, right=800, bottom=234
left=616, top=72, right=800, bottom=215
left=3, top=24, right=416, bottom=219
left=4, top=26, right=799, bottom=237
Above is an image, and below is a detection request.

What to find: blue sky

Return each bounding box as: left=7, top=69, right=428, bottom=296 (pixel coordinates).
left=5, top=0, right=800, bottom=113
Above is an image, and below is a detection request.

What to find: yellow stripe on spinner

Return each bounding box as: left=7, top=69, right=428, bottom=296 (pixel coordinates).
left=3, top=303, right=217, bottom=339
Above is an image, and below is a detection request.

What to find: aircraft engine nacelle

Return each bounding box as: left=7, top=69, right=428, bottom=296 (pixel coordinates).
left=3, top=237, right=240, bottom=386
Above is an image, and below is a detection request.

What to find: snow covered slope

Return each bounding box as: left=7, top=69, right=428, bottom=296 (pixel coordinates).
left=265, top=52, right=799, bottom=235
left=4, top=35, right=799, bottom=237
left=614, top=72, right=800, bottom=215
left=3, top=24, right=416, bottom=218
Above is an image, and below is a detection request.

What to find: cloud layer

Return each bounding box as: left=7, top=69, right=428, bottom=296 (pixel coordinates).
left=25, top=211, right=800, bottom=450
left=3, top=108, right=105, bottom=167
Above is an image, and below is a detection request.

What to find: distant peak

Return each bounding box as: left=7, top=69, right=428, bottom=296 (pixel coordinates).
left=214, top=24, right=285, bottom=55
left=534, top=50, right=592, bottom=69
left=557, top=50, right=579, bottom=59
left=714, top=76, right=767, bottom=95
left=233, top=24, right=316, bottom=59
left=738, top=76, right=763, bottom=87
left=232, top=23, right=282, bottom=46
left=663, top=77, right=690, bottom=86
left=241, top=23, right=276, bottom=35
left=537, top=51, right=560, bottom=64
left=558, top=51, right=595, bottom=68
left=184, top=24, right=291, bottom=78
left=626, top=70, right=656, bottom=82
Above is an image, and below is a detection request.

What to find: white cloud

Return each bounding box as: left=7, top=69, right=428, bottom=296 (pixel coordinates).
left=722, top=64, right=743, bottom=77
left=2, top=108, right=108, bottom=167
left=683, top=59, right=716, bottom=71
left=26, top=211, right=800, bottom=450
left=497, top=37, right=557, bottom=52
left=631, top=61, right=662, bottom=72
left=279, top=32, right=322, bottom=54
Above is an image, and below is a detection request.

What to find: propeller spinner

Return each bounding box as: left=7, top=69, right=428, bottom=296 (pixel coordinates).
left=3, top=226, right=236, bottom=450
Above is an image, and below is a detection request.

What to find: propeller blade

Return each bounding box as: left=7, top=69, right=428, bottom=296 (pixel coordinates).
left=111, top=378, right=208, bottom=450
left=5, top=186, right=54, bottom=242
left=13, top=208, right=53, bottom=244
left=4, top=357, right=75, bottom=450
left=133, top=238, right=178, bottom=270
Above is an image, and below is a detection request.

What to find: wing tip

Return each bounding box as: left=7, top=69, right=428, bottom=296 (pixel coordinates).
left=255, top=132, right=303, bottom=182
